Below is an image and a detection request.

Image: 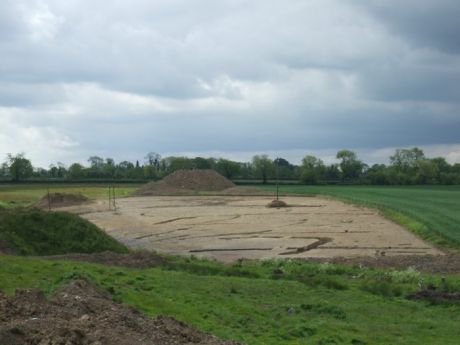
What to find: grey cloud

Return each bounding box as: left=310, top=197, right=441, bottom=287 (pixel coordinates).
left=356, top=0, right=460, bottom=53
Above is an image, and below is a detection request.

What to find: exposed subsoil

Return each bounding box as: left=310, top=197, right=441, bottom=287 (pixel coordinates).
left=61, top=196, right=445, bottom=264
left=135, top=170, right=235, bottom=196
left=0, top=278, right=243, bottom=345
left=44, top=251, right=166, bottom=269
left=34, top=192, right=89, bottom=209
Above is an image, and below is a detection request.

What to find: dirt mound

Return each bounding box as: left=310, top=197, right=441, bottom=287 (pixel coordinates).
left=307, top=254, right=460, bottom=274
left=267, top=199, right=288, bottom=208
left=408, top=285, right=460, bottom=303
left=0, top=278, right=243, bottom=345
left=35, top=192, right=89, bottom=209
left=136, top=170, right=236, bottom=195
left=45, top=251, right=165, bottom=269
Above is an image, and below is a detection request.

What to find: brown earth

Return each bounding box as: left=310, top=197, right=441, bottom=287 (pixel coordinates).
left=34, top=192, right=89, bottom=209
left=60, top=196, right=445, bottom=265
left=408, top=284, right=460, bottom=303
left=135, top=170, right=235, bottom=195
left=306, top=254, right=460, bottom=274
left=44, top=251, right=166, bottom=269
left=0, top=278, right=243, bottom=345
left=267, top=199, right=288, bottom=208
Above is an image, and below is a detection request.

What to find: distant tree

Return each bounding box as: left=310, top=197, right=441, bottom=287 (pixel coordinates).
left=0, top=162, right=9, bottom=178
left=300, top=155, right=325, bottom=184
left=416, top=160, right=439, bottom=184
left=274, top=158, right=297, bottom=180
left=87, top=156, right=104, bottom=169
left=104, top=158, right=116, bottom=178
left=252, top=155, right=274, bottom=184
left=162, top=156, right=195, bottom=173
left=215, top=158, right=241, bottom=179
left=390, top=147, right=425, bottom=173
left=193, top=157, right=215, bottom=170
left=336, top=150, right=364, bottom=181
left=365, top=164, right=389, bottom=185
left=145, top=152, right=161, bottom=169
left=67, top=163, right=85, bottom=180
left=6, top=153, right=33, bottom=181
left=324, top=164, right=341, bottom=181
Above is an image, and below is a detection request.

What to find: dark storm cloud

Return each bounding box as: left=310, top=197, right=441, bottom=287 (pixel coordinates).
left=357, top=0, right=460, bottom=53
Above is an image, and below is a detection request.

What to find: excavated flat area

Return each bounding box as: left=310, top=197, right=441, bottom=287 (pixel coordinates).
left=63, top=196, right=443, bottom=262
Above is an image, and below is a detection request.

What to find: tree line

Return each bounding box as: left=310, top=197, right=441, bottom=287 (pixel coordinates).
left=1, top=148, right=460, bottom=185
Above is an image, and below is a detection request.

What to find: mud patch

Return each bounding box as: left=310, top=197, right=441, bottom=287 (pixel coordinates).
left=0, top=279, right=243, bottom=345
left=408, top=286, right=460, bottom=303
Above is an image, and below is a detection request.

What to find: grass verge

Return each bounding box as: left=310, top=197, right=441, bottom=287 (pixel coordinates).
left=1, top=254, right=460, bottom=345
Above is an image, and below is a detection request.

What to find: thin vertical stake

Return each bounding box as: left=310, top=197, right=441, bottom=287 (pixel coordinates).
left=47, top=187, right=51, bottom=211
left=108, top=186, right=111, bottom=211
left=276, top=158, right=279, bottom=201
left=112, top=186, right=116, bottom=211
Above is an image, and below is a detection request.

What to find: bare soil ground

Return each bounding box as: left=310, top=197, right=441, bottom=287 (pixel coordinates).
left=61, top=196, right=444, bottom=263
left=0, top=278, right=243, bottom=345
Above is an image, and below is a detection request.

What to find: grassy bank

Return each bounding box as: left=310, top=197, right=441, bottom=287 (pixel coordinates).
left=259, top=185, right=460, bottom=248
left=0, top=208, right=128, bottom=255
left=1, top=254, right=459, bottom=345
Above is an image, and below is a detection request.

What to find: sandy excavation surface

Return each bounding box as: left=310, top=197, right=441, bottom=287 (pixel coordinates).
left=63, top=196, right=443, bottom=262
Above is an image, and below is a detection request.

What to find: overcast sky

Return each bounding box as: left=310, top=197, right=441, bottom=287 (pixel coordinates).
left=1, top=0, right=460, bottom=168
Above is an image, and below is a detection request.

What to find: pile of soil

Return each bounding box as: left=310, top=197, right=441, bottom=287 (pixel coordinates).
left=135, top=170, right=236, bottom=195
left=307, top=254, right=460, bottom=274
left=267, top=199, right=288, bottom=208
left=35, top=192, right=89, bottom=209
left=408, top=285, right=460, bottom=303
left=45, top=251, right=166, bottom=269
left=0, top=278, right=243, bottom=345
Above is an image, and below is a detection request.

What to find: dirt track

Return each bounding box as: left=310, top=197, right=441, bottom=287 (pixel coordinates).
left=62, top=196, right=443, bottom=262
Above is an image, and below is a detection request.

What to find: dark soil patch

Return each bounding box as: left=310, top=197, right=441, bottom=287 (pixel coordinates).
left=135, top=170, right=235, bottom=195
left=0, top=278, right=243, bottom=345
left=44, top=251, right=166, bottom=269
left=267, top=199, right=288, bottom=208
left=34, top=192, right=89, bottom=209
left=0, top=238, right=17, bottom=255
left=307, top=254, right=460, bottom=274
left=408, top=285, right=460, bottom=303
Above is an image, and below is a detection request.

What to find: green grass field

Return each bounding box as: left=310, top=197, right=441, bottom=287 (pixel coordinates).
left=0, top=183, right=141, bottom=208
left=259, top=185, right=460, bottom=248
left=1, top=254, right=460, bottom=345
